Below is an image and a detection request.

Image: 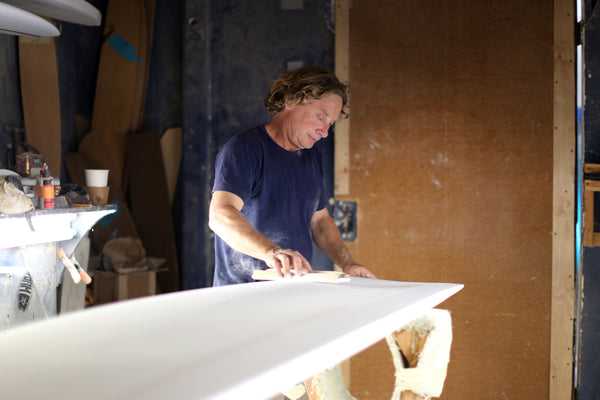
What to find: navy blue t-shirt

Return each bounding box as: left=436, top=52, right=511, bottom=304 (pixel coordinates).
left=212, top=125, right=328, bottom=286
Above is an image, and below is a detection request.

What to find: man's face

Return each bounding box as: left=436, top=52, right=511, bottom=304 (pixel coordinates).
left=283, top=93, right=343, bottom=151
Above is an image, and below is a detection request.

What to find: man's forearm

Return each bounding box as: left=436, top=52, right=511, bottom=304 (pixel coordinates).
left=209, top=201, right=313, bottom=275
left=311, top=212, right=356, bottom=269
left=208, top=204, right=279, bottom=261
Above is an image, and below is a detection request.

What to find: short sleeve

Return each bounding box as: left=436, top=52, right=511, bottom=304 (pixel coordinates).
left=213, top=136, right=261, bottom=202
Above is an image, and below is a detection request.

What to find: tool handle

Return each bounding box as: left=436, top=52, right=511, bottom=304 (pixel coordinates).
left=57, top=248, right=81, bottom=284
left=70, top=256, right=92, bottom=285
left=77, top=265, right=92, bottom=285
left=64, top=260, right=81, bottom=284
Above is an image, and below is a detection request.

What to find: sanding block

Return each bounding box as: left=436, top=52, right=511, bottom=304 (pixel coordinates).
left=251, top=269, right=351, bottom=283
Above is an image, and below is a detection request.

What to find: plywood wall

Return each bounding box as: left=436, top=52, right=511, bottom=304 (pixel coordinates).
left=341, top=1, right=554, bottom=398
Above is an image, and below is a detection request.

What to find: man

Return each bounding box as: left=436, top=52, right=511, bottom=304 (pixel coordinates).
left=209, top=66, right=376, bottom=286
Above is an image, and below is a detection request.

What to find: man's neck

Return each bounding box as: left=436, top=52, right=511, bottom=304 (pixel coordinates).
left=264, top=117, right=297, bottom=151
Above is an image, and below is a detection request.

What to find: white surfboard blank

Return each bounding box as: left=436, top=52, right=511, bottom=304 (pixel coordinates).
left=1, top=0, right=101, bottom=26
left=0, top=3, right=59, bottom=37
left=0, top=278, right=463, bottom=400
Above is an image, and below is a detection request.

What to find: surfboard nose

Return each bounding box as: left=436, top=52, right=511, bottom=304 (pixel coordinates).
left=0, top=3, right=60, bottom=37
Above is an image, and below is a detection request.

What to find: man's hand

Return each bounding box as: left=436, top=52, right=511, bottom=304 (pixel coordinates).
left=343, top=264, right=377, bottom=279
left=210, top=192, right=312, bottom=278
left=265, top=248, right=313, bottom=277
left=310, top=208, right=377, bottom=280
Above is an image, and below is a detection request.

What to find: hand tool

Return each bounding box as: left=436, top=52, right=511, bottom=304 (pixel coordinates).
left=58, top=248, right=92, bottom=285
left=251, top=269, right=351, bottom=283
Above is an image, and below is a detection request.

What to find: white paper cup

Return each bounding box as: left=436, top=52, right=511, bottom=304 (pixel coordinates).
left=85, top=169, right=109, bottom=187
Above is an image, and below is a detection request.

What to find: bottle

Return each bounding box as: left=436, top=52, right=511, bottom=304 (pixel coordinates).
left=39, top=163, right=54, bottom=209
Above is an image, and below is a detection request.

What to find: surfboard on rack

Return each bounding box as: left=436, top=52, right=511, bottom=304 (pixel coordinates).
left=0, top=278, right=463, bottom=400
left=127, top=131, right=179, bottom=293
left=90, top=0, right=152, bottom=189
left=0, top=3, right=59, bottom=37
left=1, top=0, right=101, bottom=26
left=0, top=34, right=24, bottom=166
left=18, top=35, right=62, bottom=178
left=130, top=0, right=155, bottom=132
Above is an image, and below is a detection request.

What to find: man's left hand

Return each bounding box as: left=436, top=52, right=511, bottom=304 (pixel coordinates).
left=343, top=264, right=377, bottom=279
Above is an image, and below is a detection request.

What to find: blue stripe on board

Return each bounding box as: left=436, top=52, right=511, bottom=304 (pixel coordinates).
left=108, top=32, right=142, bottom=65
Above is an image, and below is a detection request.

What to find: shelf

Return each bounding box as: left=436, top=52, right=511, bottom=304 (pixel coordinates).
left=0, top=205, right=117, bottom=252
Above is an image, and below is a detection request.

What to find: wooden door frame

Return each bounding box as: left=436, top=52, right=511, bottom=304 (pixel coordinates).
left=551, top=0, right=576, bottom=398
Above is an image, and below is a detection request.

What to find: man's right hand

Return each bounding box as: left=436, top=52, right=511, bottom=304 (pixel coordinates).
left=265, top=247, right=313, bottom=277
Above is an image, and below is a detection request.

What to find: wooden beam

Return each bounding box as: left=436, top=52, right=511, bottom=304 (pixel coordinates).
left=332, top=8, right=353, bottom=391
left=550, top=0, right=576, bottom=398
left=334, top=0, right=350, bottom=195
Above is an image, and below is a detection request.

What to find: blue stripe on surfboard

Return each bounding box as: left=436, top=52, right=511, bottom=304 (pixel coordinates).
left=108, top=32, right=143, bottom=65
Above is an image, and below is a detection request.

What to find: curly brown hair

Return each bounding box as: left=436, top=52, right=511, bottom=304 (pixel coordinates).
left=264, top=66, right=349, bottom=118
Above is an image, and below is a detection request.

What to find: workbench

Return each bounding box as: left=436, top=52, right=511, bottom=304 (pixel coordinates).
left=0, top=205, right=117, bottom=330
